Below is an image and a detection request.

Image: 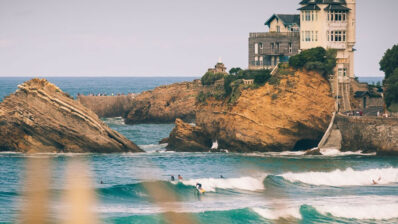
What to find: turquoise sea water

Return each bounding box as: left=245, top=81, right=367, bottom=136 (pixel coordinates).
left=1, top=77, right=398, bottom=224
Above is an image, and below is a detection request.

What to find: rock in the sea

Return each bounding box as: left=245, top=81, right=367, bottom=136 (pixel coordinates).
left=195, top=70, right=335, bottom=152
left=166, top=119, right=212, bottom=152
left=0, top=78, right=142, bottom=153
left=78, top=95, right=135, bottom=118
left=125, top=80, right=202, bottom=124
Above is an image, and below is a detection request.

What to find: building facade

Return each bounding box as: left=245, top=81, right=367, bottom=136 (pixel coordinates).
left=248, top=14, right=301, bottom=70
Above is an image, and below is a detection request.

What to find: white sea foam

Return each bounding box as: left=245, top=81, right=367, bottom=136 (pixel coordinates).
left=315, top=203, right=398, bottom=220
left=320, top=148, right=376, bottom=156
left=281, top=167, right=398, bottom=186
left=252, top=207, right=302, bottom=220
left=102, top=117, right=125, bottom=125
left=180, top=175, right=267, bottom=192
left=211, top=140, right=218, bottom=150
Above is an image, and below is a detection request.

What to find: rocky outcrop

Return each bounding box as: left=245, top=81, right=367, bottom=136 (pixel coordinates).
left=335, top=114, right=398, bottom=155
left=78, top=95, right=135, bottom=118
left=125, top=80, right=202, bottom=124
left=193, top=70, right=335, bottom=152
left=165, top=119, right=212, bottom=152
left=0, top=78, right=142, bottom=153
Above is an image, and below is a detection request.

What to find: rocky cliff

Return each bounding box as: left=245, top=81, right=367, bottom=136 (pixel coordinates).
left=78, top=95, right=135, bottom=118
left=125, top=80, right=202, bottom=124
left=167, top=70, right=335, bottom=152
left=0, top=79, right=142, bottom=153
left=335, top=115, right=398, bottom=155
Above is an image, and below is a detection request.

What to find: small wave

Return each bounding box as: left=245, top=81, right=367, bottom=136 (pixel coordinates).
left=180, top=175, right=267, bottom=192
left=102, top=117, right=126, bottom=125
left=280, top=167, right=398, bottom=186
left=312, top=202, right=398, bottom=220
left=320, top=148, right=376, bottom=156
left=252, top=207, right=302, bottom=220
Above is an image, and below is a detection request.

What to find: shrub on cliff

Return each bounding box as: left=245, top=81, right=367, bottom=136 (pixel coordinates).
left=201, top=72, right=225, bottom=86
left=223, top=69, right=271, bottom=95
left=380, top=44, right=398, bottom=80
left=384, top=68, right=398, bottom=111
left=229, top=67, right=242, bottom=75
left=289, top=47, right=336, bottom=78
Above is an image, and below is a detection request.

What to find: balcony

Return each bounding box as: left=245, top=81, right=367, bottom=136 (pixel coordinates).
left=327, top=42, right=347, bottom=49
left=327, top=21, right=348, bottom=29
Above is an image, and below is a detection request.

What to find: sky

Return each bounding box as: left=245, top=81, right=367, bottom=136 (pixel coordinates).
left=0, top=0, right=396, bottom=77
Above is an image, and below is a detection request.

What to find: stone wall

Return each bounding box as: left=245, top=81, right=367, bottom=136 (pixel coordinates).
left=335, top=114, right=398, bottom=155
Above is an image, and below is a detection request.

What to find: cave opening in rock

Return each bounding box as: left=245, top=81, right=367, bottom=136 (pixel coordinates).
left=292, top=139, right=320, bottom=151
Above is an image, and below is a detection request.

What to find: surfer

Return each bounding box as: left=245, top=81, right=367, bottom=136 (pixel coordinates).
left=372, top=177, right=382, bottom=185
left=196, top=183, right=205, bottom=194
left=220, top=175, right=224, bottom=179
left=178, top=174, right=183, bottom=181
left=171, top=175, right=175, bottom=181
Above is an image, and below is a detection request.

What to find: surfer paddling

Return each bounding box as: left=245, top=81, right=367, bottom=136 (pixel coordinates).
left=372, top=177, right=382, bottom=185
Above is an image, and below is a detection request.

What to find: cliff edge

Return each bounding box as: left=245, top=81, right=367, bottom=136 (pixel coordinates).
left=0, top=78, right=142, bottom=153
left=125, top=80, right=202, bottom=124
left=167, top=70, right=335, bottom=152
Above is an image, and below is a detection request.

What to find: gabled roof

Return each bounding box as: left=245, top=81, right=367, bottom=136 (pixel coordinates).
left=298, top=4, right=321, bottom=10
left=324, top=4, right=350, bottom=11
left=299, top=0, right=346, bottom=4
left=264, top=14, right=300, bottom=27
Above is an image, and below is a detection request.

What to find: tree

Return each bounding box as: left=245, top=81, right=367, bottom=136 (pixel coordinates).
left=380, top=44, right=398, bottom=79
left=229, top=67, right=242, bottom=75
left=289, top=47, right=336, bottom=78
left=384, top=68, right=398, bottom=109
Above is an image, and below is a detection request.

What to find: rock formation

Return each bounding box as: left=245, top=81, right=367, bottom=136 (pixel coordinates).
left=165, top=119, right=212, bottom=152
left=78, top=95, right=135, bottom=118
left=0, top=78, right=142, bottom=153
left=125, top=80, right=202, bottom=124
left=167, top=70, right=335, bottom=152
left=335, top=114, right=398, bottom=155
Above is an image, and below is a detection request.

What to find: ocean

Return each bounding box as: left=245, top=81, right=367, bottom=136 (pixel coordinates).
left=1, top=77, right=398, bottom=224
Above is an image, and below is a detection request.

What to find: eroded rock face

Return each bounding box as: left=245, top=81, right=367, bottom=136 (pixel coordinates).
left=78, top=95, right=135, bottom=118
left=0, top=78, right=142, bottom=153
left=125, top=80, right=202, bottom=124
left=166, top=119, right=212, bottom=152
left=195, top=70, right=335, bottom=152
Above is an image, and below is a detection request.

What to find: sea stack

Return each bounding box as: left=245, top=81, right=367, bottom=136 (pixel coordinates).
left=0, top=78, right=142, bottom=153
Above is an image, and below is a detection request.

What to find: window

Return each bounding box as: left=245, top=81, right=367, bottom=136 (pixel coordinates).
left=276, top=43, right=280, bottom=52
left=311, top=31, right=314, bottom=41
left=305, top=11, right=311, bottom=21
left=328, top=30, right=346, bottom=42
left=288, top=42, right=292, bottom=53
left=343, top=68, right=347, bottom=77
left=305, top=31, right=311, bottom=42
left=259, top=42, right=263, bottom=49
left=328, top=11, right=347, bottom=21
left=271, top=43, right=275, bottom=52
left=315, top=31, right=318, bottom=41
left=327, top=31, right=330, bottom=41
left=277, top=25, right=280, bottom=33
left=254, top=43, right=258, bottom=54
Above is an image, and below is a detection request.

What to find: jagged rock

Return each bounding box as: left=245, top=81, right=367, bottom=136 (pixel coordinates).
left=0, top=78, right=142, bottom=153
left=195, top=70, right=335, bottom=152
left=166, top=119, right=212, bottom=152
left=125, top=80, right=202, bottom=124
left=159, top=137, right=169, bottom=144
left=78, top=95, right=136, bottom=118
left=304, top=148, right=322, bottom=155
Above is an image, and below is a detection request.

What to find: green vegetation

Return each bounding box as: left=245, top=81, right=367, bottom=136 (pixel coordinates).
left=289, top=47, right=337, bottom=78
left=201, top=72, right=225, bottom=86
left=224, top=69, right=271, bottom=96
left=229, top=67, right=242, bottom=75
left=380, top=44, right=398, bottom=111
left=384, top=68, right=398, bottom=111
left=380, top=44, right=398, bottom=80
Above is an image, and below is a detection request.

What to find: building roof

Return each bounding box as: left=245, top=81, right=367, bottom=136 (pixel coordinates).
left=324, top=4, right=350, bottom=11
left=299, top=0, right=346, bottom=4
left=298, top=4, right=321, bottom=10
left=264, top=14, right=300, bottom=27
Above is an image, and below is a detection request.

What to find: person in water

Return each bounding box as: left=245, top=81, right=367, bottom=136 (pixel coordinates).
left=196, top=183, right=204, bottom=194
left=220, top=175, right=224, bottom=179
left=178, top=175, right=183, bottom=181
left=171, top=175, right=175, bottom=181
left=372, top=177, right=382, bottom=185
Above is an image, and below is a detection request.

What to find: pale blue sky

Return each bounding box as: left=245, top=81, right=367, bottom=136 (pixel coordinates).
left=0, top=0, right=396, bottom=77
